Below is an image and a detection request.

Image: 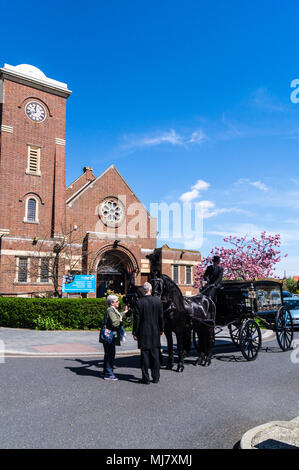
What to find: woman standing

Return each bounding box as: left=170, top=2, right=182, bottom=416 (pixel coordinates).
left=102, top=294, right=127, bottom=381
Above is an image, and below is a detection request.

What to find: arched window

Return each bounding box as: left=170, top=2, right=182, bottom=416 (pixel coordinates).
left=26, top=198, right=37, bottom=222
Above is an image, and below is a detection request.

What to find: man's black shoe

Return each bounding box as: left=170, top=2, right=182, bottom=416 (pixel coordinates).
left=152, top=379, right=159, bottom=384
left=138, top=378, right=150, bottom=384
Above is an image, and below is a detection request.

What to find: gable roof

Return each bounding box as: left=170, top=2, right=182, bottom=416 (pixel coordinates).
left=161, top=243, right=201, bottom=254
left=65, top=165, right=153, bottom=219
left=66, top=167, right=96, bottom=199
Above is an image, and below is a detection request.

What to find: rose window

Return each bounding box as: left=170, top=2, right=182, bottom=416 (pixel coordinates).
left=100, top=198, right=124, bottom=227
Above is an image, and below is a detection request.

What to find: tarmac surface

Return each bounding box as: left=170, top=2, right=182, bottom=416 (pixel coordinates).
left=0, top=326, right=298, bottom=449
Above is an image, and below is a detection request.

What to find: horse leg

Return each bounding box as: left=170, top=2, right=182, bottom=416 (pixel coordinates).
left=183, top=324, right=192, bottom=356
left=164, top=328, right=174, bottom=370
left=202, top=323, right=214, bottom=367
left=159, top=348, right=163, bottom=367
left=193, top=324, right=206, bottom=366
left=176, top=331, right=185, bottom=373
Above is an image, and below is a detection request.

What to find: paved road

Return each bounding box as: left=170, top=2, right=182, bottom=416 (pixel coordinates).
left=0, top=332, right=298, bottom=449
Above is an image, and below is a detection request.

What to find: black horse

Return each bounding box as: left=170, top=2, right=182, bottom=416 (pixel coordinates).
left=151, top=273, right=216, bottom=370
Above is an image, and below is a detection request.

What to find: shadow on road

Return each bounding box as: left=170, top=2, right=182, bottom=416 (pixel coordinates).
left=259, top=346, right=286, bottom=354
left=64, top=355, right=143, bottom=382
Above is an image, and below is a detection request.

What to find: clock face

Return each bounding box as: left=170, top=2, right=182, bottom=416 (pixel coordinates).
left=25, top=101, right=46, bottom=122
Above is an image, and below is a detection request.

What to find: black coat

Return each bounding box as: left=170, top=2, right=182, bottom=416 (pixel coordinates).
left=203, top=264, right=223, bottom=287
left=133, top=295, right=164, bottom=350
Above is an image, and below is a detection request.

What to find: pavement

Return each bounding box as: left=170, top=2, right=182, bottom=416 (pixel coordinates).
left=0, top=325, right=275, bottom=357
left=0, top=326, right=141, bottom=357
left=0, top=326, right=298, bottom=449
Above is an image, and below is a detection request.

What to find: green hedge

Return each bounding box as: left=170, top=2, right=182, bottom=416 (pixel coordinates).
left=0, top=296, right=130, bottom=330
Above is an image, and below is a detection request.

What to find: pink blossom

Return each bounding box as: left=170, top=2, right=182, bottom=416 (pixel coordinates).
left=193, top=231, right=286, bottom=288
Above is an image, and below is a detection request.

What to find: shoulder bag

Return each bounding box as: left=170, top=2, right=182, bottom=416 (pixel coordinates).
left=99, top=312, right=116, bottom=344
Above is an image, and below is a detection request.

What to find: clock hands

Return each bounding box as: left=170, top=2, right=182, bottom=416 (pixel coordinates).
left=25, top=102, right=45, bottom=122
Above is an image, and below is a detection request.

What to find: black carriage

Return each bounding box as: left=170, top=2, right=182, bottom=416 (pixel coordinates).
left=204, top=279, right=294, bottom=361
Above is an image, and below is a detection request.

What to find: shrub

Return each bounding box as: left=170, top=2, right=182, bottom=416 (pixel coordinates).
left=0, top=295, right=130, bottom=330
left=285, top=277, right=297, bottom=294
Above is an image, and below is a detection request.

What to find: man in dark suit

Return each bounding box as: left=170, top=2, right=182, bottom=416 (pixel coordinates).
left=133, top=282, right=164, bottom=384
left=201, top=255, right=223, bottom=300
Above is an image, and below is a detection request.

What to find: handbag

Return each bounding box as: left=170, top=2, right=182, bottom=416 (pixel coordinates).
left=99, top=313, right=116, bottom=344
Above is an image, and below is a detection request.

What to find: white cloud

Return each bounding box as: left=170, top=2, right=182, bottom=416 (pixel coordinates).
left=197, top=202, right=245, bottom=219
left=188, top=129, right=206, bottom=144
left=179, top=179, right=210, bottom=203
left=179, top=189, right=200, bottom=203
left=234, top=178, right=269, bottom=192
left=250, top=181, right=269, bottom=192
left=192, top=179, right=210, bottom=191
left=121, top=128, right=206, bottom=150
left=142, top=129, right=183, bottom=146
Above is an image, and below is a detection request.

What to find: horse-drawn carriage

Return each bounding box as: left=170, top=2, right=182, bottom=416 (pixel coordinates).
left=194, top=279, right=294, bottom=362
left=125, top=249, right=294, bottom=371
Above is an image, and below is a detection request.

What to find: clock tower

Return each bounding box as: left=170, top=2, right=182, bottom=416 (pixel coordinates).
left=0, top=64, right=71, bottom=295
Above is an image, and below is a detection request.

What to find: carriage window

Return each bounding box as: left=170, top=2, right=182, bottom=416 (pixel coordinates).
left=256, top=285, right=282, bottom=311
left=173, top=265, right=179, bottom=284
left=186, top=266, right=192, bottom=284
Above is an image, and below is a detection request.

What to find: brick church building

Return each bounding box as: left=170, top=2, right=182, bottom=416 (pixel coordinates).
left=0, top=63, right=201, bottom=298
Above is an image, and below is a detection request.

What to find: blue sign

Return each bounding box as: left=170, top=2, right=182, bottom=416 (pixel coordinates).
left=62, top=274, right=96, bottom=293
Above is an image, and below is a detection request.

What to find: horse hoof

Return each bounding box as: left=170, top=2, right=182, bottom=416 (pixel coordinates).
left=193, top=360, right=198, bottom=366
left=199, top=358, right=205, bottom=366
left=166, top=364, right=173, bottom=370
left=176, top=365, right=184, bottom=373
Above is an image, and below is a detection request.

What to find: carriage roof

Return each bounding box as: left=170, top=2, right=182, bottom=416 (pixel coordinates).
left=221, top=278, right=283, bottom=290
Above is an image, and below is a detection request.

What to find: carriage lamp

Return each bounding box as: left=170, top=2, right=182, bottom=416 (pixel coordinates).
left=32, top=237, right=39, bottom=245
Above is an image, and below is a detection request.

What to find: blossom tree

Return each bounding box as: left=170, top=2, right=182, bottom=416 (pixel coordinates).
left=194, top=231, right=287, bottom=288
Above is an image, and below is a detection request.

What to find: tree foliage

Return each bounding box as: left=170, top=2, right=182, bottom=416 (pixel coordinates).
left=194, top=231, right=286, bottom=287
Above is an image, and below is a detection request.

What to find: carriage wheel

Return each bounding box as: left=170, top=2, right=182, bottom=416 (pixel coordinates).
left=275, top=306, right=294, bottom=351
left=239, top=320, right=261, bottom=361
left=228, top=321, right=242, bottom=346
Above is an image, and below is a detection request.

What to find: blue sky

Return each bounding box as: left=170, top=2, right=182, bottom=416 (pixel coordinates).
left=1, top=0, right=299, bottom=276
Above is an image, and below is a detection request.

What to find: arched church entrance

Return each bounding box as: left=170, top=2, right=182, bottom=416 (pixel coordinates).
left=96, top=248, right=138, bottom=298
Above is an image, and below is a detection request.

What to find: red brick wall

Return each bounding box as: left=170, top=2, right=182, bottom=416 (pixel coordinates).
left=0, top=78, right=67, bottom=239
left=161, top=245, right=201, bottom=296
left=0, top=237, right=60, bottom=295
left=0, top=75, right=69, bottom=296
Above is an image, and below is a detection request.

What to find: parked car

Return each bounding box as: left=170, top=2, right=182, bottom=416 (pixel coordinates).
left=283, top=290, right=293, bottom=298
left=283, top=297, right=299, bottom=327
